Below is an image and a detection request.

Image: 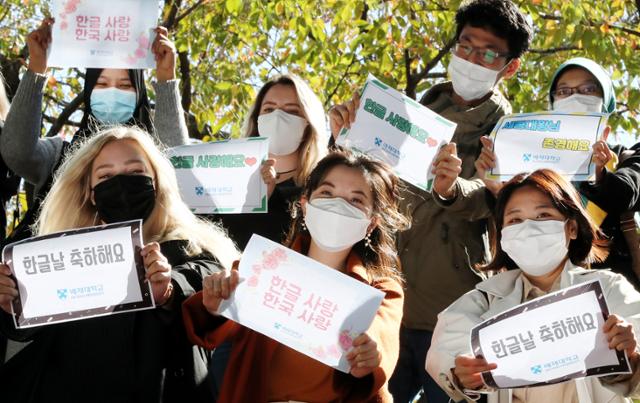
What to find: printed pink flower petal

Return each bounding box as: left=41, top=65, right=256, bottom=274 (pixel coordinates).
left=138, top=35, right=150, bottom=48
left=327, top=344, right=341, bottom=358
left=60, top=21, right=68, bottom=30
left=134, top=48, right=147, bottom=58
left=252, top=264, right=262, bottom=274
left=311, top=346, right=326, bottom=358
left=273, top=248, right=287, bottom=261
left=338, top=330, right=354, bottom=351
left=247, top=275, right=259, bottom=287
left=263, top=255, right=278, bottom=270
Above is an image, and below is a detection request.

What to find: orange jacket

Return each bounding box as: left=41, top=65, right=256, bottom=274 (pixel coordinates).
left=182, top=237, right=404, bottom=402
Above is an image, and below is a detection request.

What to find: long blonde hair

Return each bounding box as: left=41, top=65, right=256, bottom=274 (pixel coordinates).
left=36, top=126, right=240, bottom=269
left=241, top=74, right=327, bottom=186
left=0, top=72, right=10, bottom=120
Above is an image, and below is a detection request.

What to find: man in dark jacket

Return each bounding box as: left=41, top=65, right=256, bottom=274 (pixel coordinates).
left=329, top=1, right=532, bottom=401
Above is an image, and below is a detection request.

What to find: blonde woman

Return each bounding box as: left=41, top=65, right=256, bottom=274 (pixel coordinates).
left=216, top=74, right=328, bottom=250
left=0, top=126, right=238, bottom=403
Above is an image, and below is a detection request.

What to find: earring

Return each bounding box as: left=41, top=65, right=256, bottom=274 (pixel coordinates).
left=301, top=220, right=307, bottom=231
left=364, top=232, right=373, bottom=250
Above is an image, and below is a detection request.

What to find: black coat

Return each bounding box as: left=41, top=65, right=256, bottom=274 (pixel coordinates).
left=0, top=240, right=219, bottom=403
left=581, top=143, right=640, bottom=288
left=213, top=178, right=301, bottom=250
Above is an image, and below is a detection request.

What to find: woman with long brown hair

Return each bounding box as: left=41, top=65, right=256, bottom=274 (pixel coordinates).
left=183, top=149, right=410, bottom=402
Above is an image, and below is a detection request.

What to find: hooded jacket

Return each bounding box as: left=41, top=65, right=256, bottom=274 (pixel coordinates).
left=549, top=57, right=617, bottom=114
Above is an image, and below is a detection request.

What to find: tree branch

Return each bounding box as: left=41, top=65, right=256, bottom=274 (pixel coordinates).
left=324, top=56, right=358, bottom=108
left=46, top=92, right=84, bottom=137
left=162, top=0, right=183, bottom=29
left=174, top=0, right=208, bottom=26
left=43, top=114, right=80, bottom=127
left=528, top=46, right=581, bottom=54
left=405, top=36, right=456, bottom=99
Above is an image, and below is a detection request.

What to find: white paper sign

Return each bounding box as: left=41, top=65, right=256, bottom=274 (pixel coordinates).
left=49, top=0, right=159, bottom=69
left=4, top=220, right=154, bottom=328
left=336, top=75, right=457, bottom=191
left=488, top=112, right=609, bottom=181
left=168, top=138, right=269, bottom=214
left=218, top=234, right=385, bottom=372
left=471, top=280, right=630, bottom=389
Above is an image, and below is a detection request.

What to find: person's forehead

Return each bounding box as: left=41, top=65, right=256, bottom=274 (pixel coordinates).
left=263, top=84, right=298, bottom=104
left=556, top=67, right=599, bottom=87
left=94, top=140, right=146, bottom=165
left=459, top=25, right=509, bottom=51
left=99, top=68, right=130, bottom=81
left=321, top=166, right=372, bottom=196
left=505, top=186, right=553, bottom=209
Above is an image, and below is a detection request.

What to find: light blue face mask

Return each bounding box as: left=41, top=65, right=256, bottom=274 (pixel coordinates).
left=90, top=88, right=137, bottom=124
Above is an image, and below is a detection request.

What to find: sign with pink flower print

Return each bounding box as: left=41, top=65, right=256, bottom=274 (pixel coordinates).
left=49, top=0, right=159, bottom=69
left=217, top=234, right=385, bottom=373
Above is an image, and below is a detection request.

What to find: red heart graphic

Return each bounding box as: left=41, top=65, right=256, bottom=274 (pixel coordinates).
left=245, top=157, right=257, bottom=166
left=426, top=137, right=438, bottom=147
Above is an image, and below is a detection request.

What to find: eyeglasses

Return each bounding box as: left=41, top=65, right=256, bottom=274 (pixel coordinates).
left=551, top=83, right=601, bottom=99
left=452, top=42, right=510, bottom=66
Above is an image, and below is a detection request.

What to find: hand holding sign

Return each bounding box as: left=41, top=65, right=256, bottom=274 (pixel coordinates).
left=432, top=143, right=462, bottom=199
left=591, top=126, right=613, bottom=182
left=474, top=137, right=503, bottom=197
left=346, top=333, right=382, bottom=378
left=260, top=158, right=277, bottom=198
left=141, top=242, right=172, bottom=305
left=604, top=314, right=638, bottom=358
left=453, top=354, right=497, bottom=390
left=329, top=91, right=361, bottom=139
left=0, top=264, right=17, bottom=314
left=151, top=26, right=176, bottom=81
left=202, top=269, right=240, bottom=314
left=27, top=18, right=54, bottom=74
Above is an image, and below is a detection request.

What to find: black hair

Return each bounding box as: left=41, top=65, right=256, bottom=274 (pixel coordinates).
left=74, top=68, right=153, bottom=144
left=455, top=0, right=533, bottom=59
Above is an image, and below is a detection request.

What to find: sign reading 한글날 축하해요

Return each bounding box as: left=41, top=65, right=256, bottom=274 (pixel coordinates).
left=4, top=220, right=153, bottom=329
left=471, top=279, right=630, bottom=390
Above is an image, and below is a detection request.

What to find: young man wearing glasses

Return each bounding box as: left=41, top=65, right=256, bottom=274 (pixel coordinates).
left=329, top=1, right=532, bottom=402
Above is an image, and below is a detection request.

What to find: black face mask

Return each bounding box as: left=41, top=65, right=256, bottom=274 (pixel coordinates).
left=93, top=174, right=156, bottom=224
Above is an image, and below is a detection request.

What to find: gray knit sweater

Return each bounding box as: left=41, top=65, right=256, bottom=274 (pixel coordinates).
left=1, top=69, right=189, bottom=194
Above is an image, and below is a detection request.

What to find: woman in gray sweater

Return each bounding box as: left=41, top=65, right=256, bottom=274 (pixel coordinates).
left=1, top=18, right=189, bottom=198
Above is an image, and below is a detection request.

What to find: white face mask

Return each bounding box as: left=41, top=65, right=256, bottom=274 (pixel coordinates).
left=257, top=109, right=308, bottom=156
left=304, top=197, right=371, bottom=253
left=552, top=94, right=604, bottom=113
left=500, top=219, right=568, bottom=277
left=448, top=53, right=505, bottom=101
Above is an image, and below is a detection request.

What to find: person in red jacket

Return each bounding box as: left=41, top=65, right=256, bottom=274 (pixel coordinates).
left=183, top=149, right=410, bottom=402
